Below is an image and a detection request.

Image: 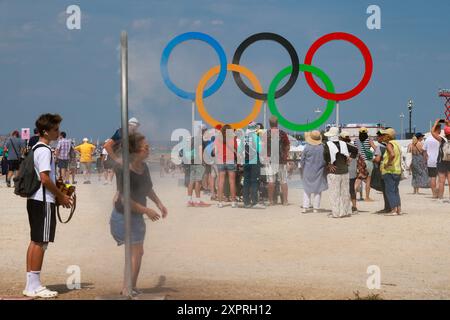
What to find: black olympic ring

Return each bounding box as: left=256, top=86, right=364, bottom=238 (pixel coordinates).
left=232, top=32, right=300, bottom=101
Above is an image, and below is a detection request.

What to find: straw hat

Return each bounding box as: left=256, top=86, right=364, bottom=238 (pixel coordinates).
left=324, top=127, right=340, bottom=137
left=305, top=130, right=322, bottom=145
left=380, top=128, right=396, bottom=139
left=340, top=131, right=350, bottom=139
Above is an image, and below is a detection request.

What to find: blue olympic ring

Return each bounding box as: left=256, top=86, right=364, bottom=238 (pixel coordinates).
left=160, top=32, right=227, bottom=100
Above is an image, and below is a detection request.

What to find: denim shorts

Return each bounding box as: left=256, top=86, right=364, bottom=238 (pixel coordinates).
left=217, top=164, right=236, bottom=172
left=110, top=208, right=146, bottom=246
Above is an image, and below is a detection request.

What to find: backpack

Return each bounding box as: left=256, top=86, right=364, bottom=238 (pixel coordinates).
left=442, top=138, right=450, bottom=162
left=14, top=144, right=52, bottom=198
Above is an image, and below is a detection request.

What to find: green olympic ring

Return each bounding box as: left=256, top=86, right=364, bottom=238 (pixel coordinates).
left=268, top=64, right=335, bottom=132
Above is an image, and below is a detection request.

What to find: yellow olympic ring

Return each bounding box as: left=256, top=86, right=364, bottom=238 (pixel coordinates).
left=195, top=64, right=263, bottom=130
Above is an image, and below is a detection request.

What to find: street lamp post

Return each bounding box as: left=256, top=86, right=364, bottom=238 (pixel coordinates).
left=400, top=113, right=405, bottom=139
left=314, top=107, right=322, bottom=130
left=408, top=99, right=413, bottom=138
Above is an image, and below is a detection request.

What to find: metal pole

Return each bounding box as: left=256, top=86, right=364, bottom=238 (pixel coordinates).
left=120, top=31, right=132, bottom=298
left=409, top=110, right=412, bottom=137
left=192, top=100, right=195, bottom=134
left=336, top=101, right=340, bottom=130
left=401, top=117, right=403, bottom=140
left=263, top=100, right=267, bottom=129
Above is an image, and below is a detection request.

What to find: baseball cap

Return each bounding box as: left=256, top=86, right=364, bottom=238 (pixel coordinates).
left=128, top=117, right=140, bottom=127
left=340, top=131, right=350, bottom=138
left=415, top=132, right=425, bottom=138
left=83, top=138, right=88, bottom=142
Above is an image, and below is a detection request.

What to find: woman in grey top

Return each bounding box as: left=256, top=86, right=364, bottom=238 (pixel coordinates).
left=300, top=131, right=328, bottom=213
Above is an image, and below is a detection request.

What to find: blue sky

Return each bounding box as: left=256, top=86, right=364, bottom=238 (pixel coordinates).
left=1, top=0, right=449, bottom=142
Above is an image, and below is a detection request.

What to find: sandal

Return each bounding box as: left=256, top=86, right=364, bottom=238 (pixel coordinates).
left=23, top=286, right=58, bottom=298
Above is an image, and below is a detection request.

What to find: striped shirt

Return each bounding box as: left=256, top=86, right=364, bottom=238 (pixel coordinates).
left=355, top=139, right=373, bottom=161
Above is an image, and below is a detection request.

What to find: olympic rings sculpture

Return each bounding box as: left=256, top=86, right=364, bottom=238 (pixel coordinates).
left=161, top=31, right=372, bottom=131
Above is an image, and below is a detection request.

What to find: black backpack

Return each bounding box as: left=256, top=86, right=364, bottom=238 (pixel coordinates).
left=14, top=144, right=52, bottom=198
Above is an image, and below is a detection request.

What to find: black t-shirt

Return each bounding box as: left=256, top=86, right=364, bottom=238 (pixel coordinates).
left=114, top=163, right=153, bottom=214
left=28, top=136, right=40, bottom=149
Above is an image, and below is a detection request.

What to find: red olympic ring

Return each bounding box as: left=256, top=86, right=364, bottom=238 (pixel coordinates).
left=303, top=32, right=373, bottom=101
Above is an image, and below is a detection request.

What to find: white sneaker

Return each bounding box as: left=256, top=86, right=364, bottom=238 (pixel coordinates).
left=252, top=203, right=266, bottom=209
left=23, top=286, right=58, bottom=298
left=217, top=202, right=223, bottom=208
left=231, top=202, right=237, bottom=208
left=313, top=209, right=319, bottom=213
left=301, top=207, right=307, bottom=214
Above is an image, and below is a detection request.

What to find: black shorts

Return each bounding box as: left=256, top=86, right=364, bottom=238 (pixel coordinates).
left=7, top=160, right=20, bottom=171
left=437, top=161, right=450, bottom=174
left=428, top=167, right=438, bottom=178
left=57, top=159, right=69, bottom=169
left=27, top=200, right=56, bottom=243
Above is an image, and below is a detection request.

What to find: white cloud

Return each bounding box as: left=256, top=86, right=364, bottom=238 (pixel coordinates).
left=210, top=20, right=224, bottom=25
left=193, top=20, right=202, bottom=27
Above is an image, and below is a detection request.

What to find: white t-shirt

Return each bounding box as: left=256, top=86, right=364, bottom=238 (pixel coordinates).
left=102, top=148, right=108, bottom=160
left=423, top=136, right=440, bottom=168
left=30, top=142, right=56, bottom=203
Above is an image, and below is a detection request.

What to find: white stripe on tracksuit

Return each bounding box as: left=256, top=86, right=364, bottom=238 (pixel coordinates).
left=43, top=202, right=50, bottom=242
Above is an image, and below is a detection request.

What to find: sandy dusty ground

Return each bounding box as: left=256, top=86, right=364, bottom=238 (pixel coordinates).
left=1, top=169, right=449, bottom=300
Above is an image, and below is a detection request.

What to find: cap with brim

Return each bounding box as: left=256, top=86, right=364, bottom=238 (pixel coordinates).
left=128, top=117, right=140, bottom=126
left=340, top=131, right=350, bottom=138
left=359, top=127, right=368, bottom=133
left=415, top=132, right=425, bottom=138
left=305, top=131, right=322, bottom=145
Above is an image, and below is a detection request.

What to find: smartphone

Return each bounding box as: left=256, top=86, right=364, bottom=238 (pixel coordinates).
left=438, top=119, right=446, bottom=123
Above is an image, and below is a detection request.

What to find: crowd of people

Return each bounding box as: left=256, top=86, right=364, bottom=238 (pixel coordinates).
left=2, top=113, right=449, bottom=299
left=176, top=117, right=450, bottom=218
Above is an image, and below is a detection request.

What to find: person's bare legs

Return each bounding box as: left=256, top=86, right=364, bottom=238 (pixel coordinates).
left=365, top=176, right=373, bottom=201
left=354, top=178, right=361, bottom=196
left=447, top=172, right=450, bottom=199
left=121, top=243, right=144, bottom=294
left=194, top=181, right=201, bottom=198
left=7, top=170, right=14, bottom=185
left=430, top=177, right=438, bottom=198
left=27, top=241, right=45, bottom=272
left=228, top=171, right=236, bottom=202
left=268, top=182, right=275, bottom=205
left=218, top=171, right=226, bottom=203
left=281, top=183, right=288, bottom=205
left=209, top=174, right=216, bottom=199
left=438, top=172, right=446, bottom=199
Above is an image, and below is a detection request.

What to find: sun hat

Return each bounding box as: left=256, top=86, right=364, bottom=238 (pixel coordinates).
left=305, top=130, right=322, bottom=145
left=359, top=127, right=368, bottom=133
left=380, top=128, right=396, bottom=138
left=340, top=131, right=350, bottom=138
left=324, top=127, right=340, bottom=137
